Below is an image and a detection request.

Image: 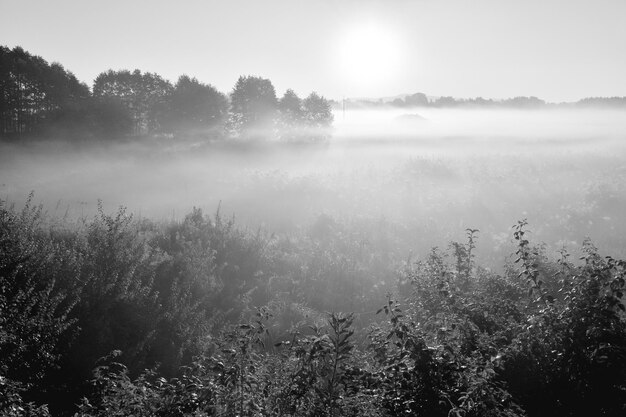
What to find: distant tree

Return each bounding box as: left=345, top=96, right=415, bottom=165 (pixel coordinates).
left=468, top=96, right=494, bottom=107
left=432, top=96, right=458, bottom=107
left=277, top=89, right=304, bottom=140
left=93, top=69, right=172, bottom=135
left=576, top=97, right=626, bottom=107
left=278, top=89, right=303, bottom=124
left=302, top=92, right=333, bottom=140
left=228, top=75, right=278, bottom=138
left=0, top=46, right=10, bottom=134
left=389, top=93, right=430, bottom=107
left=405, top=92, right=429, bottom=107
left=158, top=75, right=228, bottom=137
left=0, top=46, right=90, bottom=139
left=390, top=98, right=406, bottom=107
left=140, top=72, right=174, bottom=132
left=502, top=96, right=545, bottom=108
left=42, top=63, right=92, bottom=137
left=93, top=70, right=139, bottom=134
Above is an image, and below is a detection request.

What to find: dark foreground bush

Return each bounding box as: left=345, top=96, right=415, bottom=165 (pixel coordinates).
left=1, top=200, right=625, bottom=416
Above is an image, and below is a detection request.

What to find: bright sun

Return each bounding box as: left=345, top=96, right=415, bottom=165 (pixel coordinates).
left=336, top=22, right=403, bottom=93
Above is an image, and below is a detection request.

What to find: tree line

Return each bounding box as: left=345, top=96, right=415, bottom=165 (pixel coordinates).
left=0, top=46, right=333, bottom=141
left=344, top=91, right=626, bottom=109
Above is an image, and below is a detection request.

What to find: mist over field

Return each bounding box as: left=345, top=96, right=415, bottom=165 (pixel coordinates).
left=3, top=108, right=626, bottom=267
left=3, top=2, right=626, bottom=414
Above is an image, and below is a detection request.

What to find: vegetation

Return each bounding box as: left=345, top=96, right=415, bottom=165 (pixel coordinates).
left=1, top=197, right=624, bottom=416
left=344, top=92, right=626, bottom=110
left=1, top=43, right=625, bottom=417
left=0, top=46, right=90, bottom=139
left=0, top=46, right=333, bottom=142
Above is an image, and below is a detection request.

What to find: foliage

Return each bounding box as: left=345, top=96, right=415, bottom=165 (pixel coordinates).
left=74, top=350, right=217, bottom=417
left=0, top=46, right=90, bottom=139
left=277, top=90, right=333, bottom=142
left=228, top=76, right=278, bottom=139
left=93, top=69, right=173, bottom=135
left=277, top=89, right=304, bottom=141
left=0, top=376, right=51, bottom=417
left=302, top=93, right=333, bottom=127
left=157, top=75, right=228, bottom=137
left=0, top=196, right=79, bottom=387
left=1, top=45, right=335, bottom=142
left=502, top=225, right=626, bottom=417
left=1, top=198, right=625, bottom=416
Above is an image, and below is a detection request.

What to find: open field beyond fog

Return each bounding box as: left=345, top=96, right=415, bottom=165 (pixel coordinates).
left=2, top=108, right=626, bottom=267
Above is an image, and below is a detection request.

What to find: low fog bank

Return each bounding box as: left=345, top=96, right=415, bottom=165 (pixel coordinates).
left=334, top=107, right=626, bottom=143
left=2, top=108, right=626, bottom=267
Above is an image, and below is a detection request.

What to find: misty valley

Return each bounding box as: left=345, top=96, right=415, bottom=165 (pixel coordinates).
left=1, top=44, right=626, bottom=417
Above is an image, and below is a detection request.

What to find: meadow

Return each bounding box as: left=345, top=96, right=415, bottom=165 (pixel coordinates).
left=2, top=107, right=626, bottom=264
left=1, top=107, right=626, bottom=416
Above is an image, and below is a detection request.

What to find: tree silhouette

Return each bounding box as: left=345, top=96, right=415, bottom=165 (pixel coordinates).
left=302, top=92, right=333, bottom=141
left=1, top=45, right=337, bottom=142
left=278, top=89, right=303, bottom=124
left=277, top=89, right=304, bottom=140
left=93, top=69, right=172, bottom=135
left=229, top=75, right=278, bottom=138
left=158, top=75, right=228, bottom=137
left=405, top=92, right=429, bottom=107
left=0, top=46, right=89, bottom=139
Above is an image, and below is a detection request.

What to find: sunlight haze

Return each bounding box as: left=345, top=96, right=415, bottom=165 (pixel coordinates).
left=1, top=0, right=625, bottom=100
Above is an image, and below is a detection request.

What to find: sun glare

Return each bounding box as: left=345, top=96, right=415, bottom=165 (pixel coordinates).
left=335, top=21, right=403, bottom=93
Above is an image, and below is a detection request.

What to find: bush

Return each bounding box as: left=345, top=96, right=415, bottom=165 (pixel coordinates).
left=0, top=196, right=80, bottom=409
left=2, top=199, right=625, bottom=416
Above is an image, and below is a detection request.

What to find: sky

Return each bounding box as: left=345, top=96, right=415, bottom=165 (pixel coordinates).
left=1, top=0, right=626, bottom=102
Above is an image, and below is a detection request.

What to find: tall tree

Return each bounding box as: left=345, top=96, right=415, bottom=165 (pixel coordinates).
left=278, top=89, right=303, bottom=124
left=159, top=75, right=228, bottom=137
left=0, top=46, right=17, bottom=135
left=0, top=46, right=89, bottom=138
left=229, top=75, right=278, bottom=138
left=93, top=69, right=172, bottom=135
left=405, top=92, right=429, bottom=107
left=302, top=92, right=333, bottom=140
left=277, top=89, right=304, bottom=140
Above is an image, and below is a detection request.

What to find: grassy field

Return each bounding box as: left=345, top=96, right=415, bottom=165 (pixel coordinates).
left=2, top=108, right=626, bottom=267
left=2, top=107, right=626, bottom=416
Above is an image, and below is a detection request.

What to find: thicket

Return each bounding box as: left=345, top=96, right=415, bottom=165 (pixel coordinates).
left=1, top=198, right=625, bottom=416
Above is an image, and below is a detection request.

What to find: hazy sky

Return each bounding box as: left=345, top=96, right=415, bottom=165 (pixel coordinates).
left=2, top=0, right=625, bottom=101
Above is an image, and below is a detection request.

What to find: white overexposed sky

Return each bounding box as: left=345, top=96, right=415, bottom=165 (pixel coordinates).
left=1, top=0, right=625, bottom=101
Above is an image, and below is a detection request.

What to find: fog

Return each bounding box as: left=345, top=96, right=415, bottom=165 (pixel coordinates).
left=2, top=107, right=626, bottom=266
left=336, top=107, right=626, bottom=142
